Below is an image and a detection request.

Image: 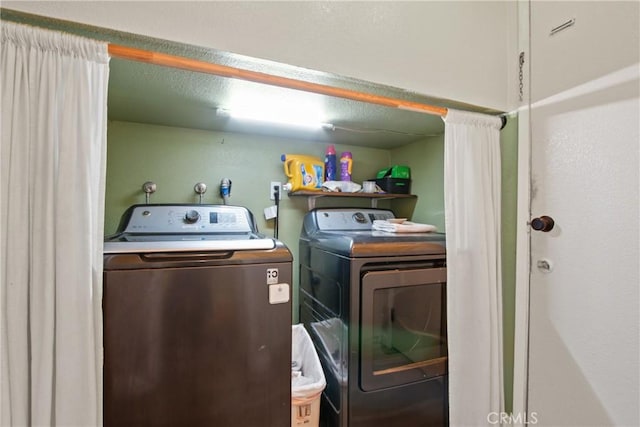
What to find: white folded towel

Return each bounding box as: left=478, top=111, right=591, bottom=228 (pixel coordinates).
left=372, top=220, right=437, bottom=233
left=321, top=180, right=362, bottom=193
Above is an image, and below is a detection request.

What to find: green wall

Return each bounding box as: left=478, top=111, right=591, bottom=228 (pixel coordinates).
left=105, top=120, right=396, bottom=320
left=390, top=135, right=445, bottom=231
left=105, top=121, right=397, bottom=235
left=500, top=114, right=518, bottom=413
left=106, top=117, right=517, bottom=412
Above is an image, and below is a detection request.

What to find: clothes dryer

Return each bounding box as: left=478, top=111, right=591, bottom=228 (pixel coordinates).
left=299, top=208, right=448, bottom=427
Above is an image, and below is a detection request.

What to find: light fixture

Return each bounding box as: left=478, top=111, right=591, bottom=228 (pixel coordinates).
left=216, top=107, right=334, bottom=131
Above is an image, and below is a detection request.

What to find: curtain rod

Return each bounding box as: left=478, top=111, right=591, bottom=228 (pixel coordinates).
left=107, top=44, right=507, bottom=129
left=108, top=44, right=449, bottom=117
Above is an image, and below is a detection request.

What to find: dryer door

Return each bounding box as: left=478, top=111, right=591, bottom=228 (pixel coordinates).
left=360, top=266, right=447, bottom=391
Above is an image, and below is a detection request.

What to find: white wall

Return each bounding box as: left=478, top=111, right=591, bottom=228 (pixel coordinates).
left=2, top=1, right=518, bottom=111
left=529, top=1, right=639, bottom=104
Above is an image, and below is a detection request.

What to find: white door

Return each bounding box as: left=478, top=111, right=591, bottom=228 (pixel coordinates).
left=526, top=2, right=639, bottom=426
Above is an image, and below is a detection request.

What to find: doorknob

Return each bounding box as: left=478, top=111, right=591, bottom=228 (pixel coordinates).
left=531, top=215, right=555, bottom=232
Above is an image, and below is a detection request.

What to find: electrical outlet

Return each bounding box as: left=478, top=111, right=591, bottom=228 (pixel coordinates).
left=270, top=181, right=282, bottom=200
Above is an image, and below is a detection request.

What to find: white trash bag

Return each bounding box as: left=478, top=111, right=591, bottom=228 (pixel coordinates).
left=291, top=324, right=326, bottom=400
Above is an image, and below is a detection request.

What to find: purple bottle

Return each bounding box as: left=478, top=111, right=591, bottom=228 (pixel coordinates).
left=324, top=145, right=337, bottom=181
left=339, top=151, right=353, bottom=181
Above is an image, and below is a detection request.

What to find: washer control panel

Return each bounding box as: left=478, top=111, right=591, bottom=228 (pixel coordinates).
left=121, top=204, right=255, bottom=234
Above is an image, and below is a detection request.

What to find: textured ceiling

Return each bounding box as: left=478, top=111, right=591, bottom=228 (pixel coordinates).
left=4, top=7, right=504, bottom=149
left=107, top=52, right=506, bottom=149
left=108, top=57, right=446, bottom=148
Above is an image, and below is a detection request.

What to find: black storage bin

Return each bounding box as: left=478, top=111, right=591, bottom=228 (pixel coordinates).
left=375, top=177, right=411, bottom=194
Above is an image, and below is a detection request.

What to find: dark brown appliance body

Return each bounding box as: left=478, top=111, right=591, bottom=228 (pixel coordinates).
left=299, top=208, right=448, bottom=427
left=103, top=246, right=292, bottom=427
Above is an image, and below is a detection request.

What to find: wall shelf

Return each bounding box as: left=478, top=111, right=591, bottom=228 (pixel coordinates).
left=287, top=190, right=417, bottom=210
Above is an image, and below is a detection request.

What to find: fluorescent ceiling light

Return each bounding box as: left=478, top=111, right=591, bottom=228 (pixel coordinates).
left=216, top=86, right=334, bottom=130
left=216, top=107, right=333, bottom=131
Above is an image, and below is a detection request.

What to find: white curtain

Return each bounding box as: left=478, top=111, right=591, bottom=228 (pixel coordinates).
left=1, top=22, right=109, bottom=426
left=443, top=109, right=504, bottom=426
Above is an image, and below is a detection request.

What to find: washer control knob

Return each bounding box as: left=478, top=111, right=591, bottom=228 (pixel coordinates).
left=184, top=210, right=200, bottom=224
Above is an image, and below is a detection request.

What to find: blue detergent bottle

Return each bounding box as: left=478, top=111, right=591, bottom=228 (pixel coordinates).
left=324, top=145, right=337, bottom=181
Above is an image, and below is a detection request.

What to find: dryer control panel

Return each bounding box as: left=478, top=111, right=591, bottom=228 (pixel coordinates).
left=309, top=208, right=395, bottom=231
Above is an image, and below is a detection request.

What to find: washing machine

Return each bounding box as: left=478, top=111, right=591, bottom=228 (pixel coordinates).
left=103, top=204, right=292, bottom=427
left=299, top=208, right=448, bottom=427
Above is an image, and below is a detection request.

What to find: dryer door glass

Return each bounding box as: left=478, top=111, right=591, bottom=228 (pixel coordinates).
left=360, top=266, right=447, bottom=391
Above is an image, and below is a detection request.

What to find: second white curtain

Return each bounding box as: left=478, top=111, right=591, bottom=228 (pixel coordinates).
left=443, top=109, right=504, bottom=426
left=1, top=22, right=109, bottom=426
